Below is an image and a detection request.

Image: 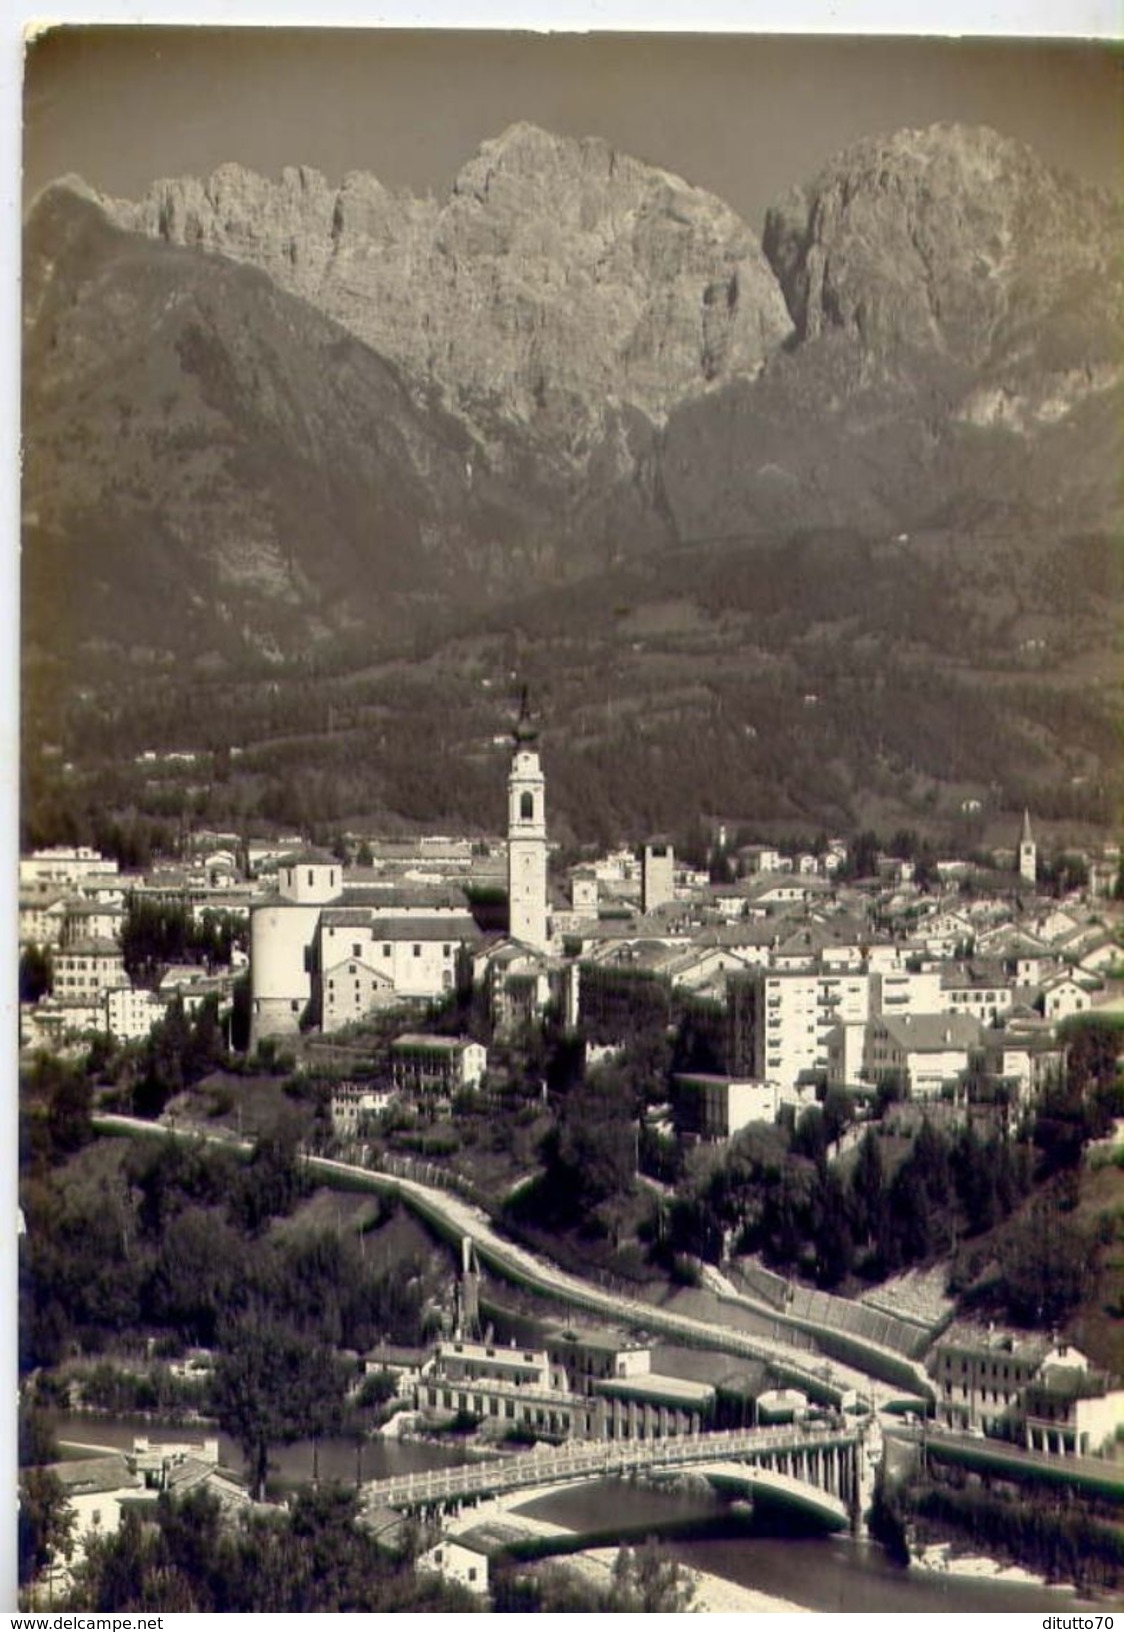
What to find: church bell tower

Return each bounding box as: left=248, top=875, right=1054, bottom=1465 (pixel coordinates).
left=507, top=689, right=549, bottom=951
left=1018, top=809, right=1037, bottom=887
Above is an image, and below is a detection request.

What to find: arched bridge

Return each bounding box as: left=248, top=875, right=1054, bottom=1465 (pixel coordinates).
left=360, top=1423, right=866, bottom=1532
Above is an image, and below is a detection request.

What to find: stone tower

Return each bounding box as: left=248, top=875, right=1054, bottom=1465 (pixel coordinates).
left=642, top=838, right=675, bottom=914
left=1019, top=809, right=1037, bottom=887
left=507, top=689, right=549, bottom=950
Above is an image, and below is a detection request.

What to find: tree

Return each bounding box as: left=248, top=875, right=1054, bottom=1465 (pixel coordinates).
left=19, top=943, right=52, bottom=1003
left=850, top=1127, right=886, bottom=1251
left=874, top=1070, right=907, bottom=1117
left=812, top=1167, right=854, bottom=1289
left=997, top=1203, right=1098, bottom=1328
left=212, top=1316, right=349, bottom=1499
left=18, top=1468, right=74, bottom=1587
left=821, top=1085, right=856, bottom=1146
left=538, top=1072, right=637, bottom=1220
left=18, top=1401, right=59, bottom=1468
left=46, top=1068, right=92, bottom=1158
left=608, top=1540, right=696, bottom=1613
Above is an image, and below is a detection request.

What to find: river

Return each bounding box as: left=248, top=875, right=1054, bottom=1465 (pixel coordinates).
left=516, top=1476, right=1107, bottom=1613
left=50, top=1412, right=1112, bottom=1611
left=47, top=1409, right=470, bottom=1490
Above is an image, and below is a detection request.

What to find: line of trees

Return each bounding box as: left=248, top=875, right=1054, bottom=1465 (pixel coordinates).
left=902, top=1473, right=1124, bottom=1592
left=63, top=1486, right=477, bottom=1612
left=20, top=1125, right=436, bottom=1372
left=662, top=1117, right=1036, bottom=1292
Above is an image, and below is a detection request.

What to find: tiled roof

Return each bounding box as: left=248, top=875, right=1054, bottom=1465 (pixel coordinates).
left=49, top=1454, right=140, bottom=1494
left=880, top=1013, right=982, bottom=1051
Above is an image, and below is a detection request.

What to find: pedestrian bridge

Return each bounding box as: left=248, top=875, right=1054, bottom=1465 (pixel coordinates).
left=360, top=1423, right=864, bottom=1531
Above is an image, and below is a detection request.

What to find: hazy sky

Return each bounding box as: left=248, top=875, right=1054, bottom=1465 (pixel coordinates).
left=23, top=29, right=1121, bottom=227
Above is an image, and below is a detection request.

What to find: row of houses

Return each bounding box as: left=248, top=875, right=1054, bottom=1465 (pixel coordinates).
left=930, top=1325, right=1124, bottom=1455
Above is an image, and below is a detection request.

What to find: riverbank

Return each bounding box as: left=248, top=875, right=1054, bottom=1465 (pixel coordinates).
left=447, top=1484, right=804, bottom=1613
left=565, top=1545, right=806, bottom=1613
left=910, top=1540, right=1055, bottom=1589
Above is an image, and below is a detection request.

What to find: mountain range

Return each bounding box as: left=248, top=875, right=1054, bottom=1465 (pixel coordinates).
left=21, top=120, right=1123, bottom=847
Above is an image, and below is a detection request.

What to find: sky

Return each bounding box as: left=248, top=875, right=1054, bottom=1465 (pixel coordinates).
left=22, top=27, right=1122, bottom=228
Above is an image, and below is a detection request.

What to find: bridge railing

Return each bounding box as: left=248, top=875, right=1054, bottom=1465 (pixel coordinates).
left=362, top=1423, right=860, bottom=1509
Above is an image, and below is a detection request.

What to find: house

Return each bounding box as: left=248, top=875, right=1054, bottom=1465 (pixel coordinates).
left=738, top=845, right=784, bottom=875
left=1042, top=974, right=1097, bottom=1022
left=51, top=939, right=129, bottom=1002
left=872, top=967, right=944, bottom=1016
left=61, top=900, right=125, bottom=947
left=21, top=996, right=103, bottom=1051
left=416, top=1538, right=490, bottom=1596
left=18, top=891, right=68, bottom=950
left=19, top=847, right=119, bottom=888
left=360, top=1343, right=431, bottom=1398
left=974, top=1026, right=1065, bottom=1105
left=104, top=986, right=167, bottom=1044
left=40, top=1453, right=146, bottom=1585
left=755, top=1387, right=809, bottom=1425
left=482, top=942, right=577, bottom=1034
left=940, top=962, right=1014, bottom=1025
left=389, top=1035, right=487, bottom=1102
left=672, top=1073, right=778, bottom=1141
left=1021, top=1361, right=1124, bottom=1457
left=569, top=866, right=599, bottom=914
left=932, top=1328, right=1124, bottom=1454
left=329, top=1079, right=396, bottom=1137
left=863, top=1013, right=982, bottom=1099
left=930, top=1324, right=1052, bottom=1432
left=545, top=1326, right=653, bottom=1398
left=321, top=911, right=479, bottom=1023
left=434, top=1338, right=551, bottom=1392
left=919, top=911, right=975, bottom=958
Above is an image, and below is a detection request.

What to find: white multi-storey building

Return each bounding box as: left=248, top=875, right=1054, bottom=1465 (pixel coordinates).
left=753, top=968, right=871, bottom=1094
left=51, top=940, right=129, bottom=1001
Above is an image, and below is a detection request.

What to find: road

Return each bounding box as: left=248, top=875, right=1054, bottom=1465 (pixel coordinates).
left=93, top=1112, right=922, bottom=1408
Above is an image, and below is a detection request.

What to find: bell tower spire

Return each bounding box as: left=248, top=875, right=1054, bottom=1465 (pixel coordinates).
left=507, top=688, right=548, bottom=950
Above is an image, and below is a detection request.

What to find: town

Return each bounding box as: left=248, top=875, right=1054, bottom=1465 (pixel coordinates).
left=18, top=699, right=1124, bottom=1609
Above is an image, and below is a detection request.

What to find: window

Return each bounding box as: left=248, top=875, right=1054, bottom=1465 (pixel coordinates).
left=307, top=869, right=314, bottom=887
left=520, top=791, right=534, bottom=820
left=353, top=942, right=362, bottom=957
left=413, top=944, right=421, bottom=958
left=383, top=944, right=391, bottom=957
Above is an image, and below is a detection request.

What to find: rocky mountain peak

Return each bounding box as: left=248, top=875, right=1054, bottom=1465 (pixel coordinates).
left=101, top=127, right=793, bottom=449
left=762, top=121, right=1121, bottom=370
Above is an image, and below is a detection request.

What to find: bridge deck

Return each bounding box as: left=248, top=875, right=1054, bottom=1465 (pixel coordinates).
left=360, top=1424, right=859, bottom=1515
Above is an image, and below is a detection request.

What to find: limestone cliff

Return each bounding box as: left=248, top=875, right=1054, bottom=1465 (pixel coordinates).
left=762, top=122, right=1123, bottom=412
left=107, top=122, right=793, bottom=451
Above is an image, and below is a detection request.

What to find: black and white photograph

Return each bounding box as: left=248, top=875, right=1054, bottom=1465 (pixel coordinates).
left=16, top=16, right=1124, bottom=1613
